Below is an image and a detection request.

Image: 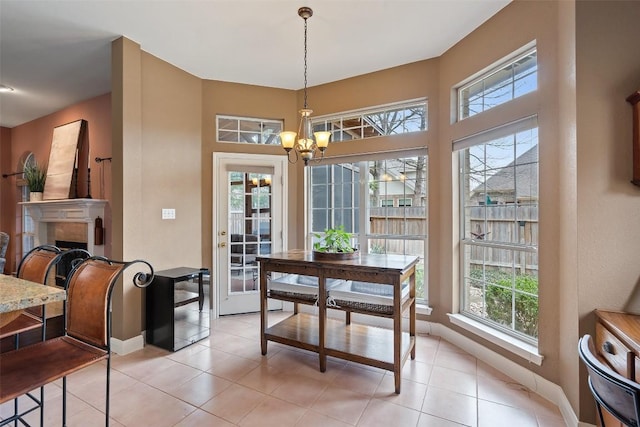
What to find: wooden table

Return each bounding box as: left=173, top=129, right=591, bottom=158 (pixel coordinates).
left=0, top=274, right=66, bottom=328
left=258, top=250, right=419, bottom=393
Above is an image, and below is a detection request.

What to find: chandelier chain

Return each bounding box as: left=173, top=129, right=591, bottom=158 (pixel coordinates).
left=303, top=15, right=308, bottom=109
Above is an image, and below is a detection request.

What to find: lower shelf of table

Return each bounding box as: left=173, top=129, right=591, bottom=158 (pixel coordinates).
left=264, top=312, right=415, bottom=371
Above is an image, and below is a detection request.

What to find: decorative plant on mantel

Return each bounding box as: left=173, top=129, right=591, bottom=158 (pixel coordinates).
left=23, top=160, right=47, bottom=195
left=312, top=225, right=358, bottom=260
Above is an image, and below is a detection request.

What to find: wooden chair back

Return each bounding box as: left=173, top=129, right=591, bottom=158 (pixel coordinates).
left=579, top=334, right=640, bottom=426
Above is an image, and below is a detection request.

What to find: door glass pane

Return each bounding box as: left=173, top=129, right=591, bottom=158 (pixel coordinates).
left=228, top=171, right=272, bottom=294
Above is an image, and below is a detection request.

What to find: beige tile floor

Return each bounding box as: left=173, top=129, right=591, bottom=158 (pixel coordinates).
left=1, top=312, right=567, bottom=426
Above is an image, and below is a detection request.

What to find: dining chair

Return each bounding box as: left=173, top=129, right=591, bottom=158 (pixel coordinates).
left=0, top=245, right=62, bottom=346
left=0, top=256, right=154, bottom=426
left=0, top=245, right=91, bottom=345
left=578, top=334, right=640, bottom=426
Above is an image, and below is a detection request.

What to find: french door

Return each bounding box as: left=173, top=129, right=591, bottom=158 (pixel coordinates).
left=214, top=154, right=286, bottom=315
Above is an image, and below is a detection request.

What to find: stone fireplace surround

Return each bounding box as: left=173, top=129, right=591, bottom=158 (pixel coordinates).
left=21, top=198, right=107, bottom=258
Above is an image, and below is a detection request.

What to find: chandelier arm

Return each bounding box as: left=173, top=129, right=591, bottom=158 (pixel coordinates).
left=312, top=147, right=325, bottom=164
left=287, top=149, right=298, bottom=164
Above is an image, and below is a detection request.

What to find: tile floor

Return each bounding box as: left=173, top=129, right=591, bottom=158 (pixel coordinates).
left=1, top=311, right=567, bottom=426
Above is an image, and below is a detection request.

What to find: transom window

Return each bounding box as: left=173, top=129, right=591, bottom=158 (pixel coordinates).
left=456, top=116, right=539, bottom=343
left=312, top=99, right=427, bottom=142
left=458, top=47, right=537, bottom=120
left=217, top=116, right=283, bottom=145
left=307, top=153, right=428, bottom=303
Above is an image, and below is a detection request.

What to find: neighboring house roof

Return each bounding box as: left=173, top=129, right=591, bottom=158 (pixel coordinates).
left=471, top=146, right=538, bottom=201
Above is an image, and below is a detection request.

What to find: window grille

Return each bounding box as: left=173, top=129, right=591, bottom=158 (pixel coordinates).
left=217, top=115, right=283, bottom=145
left=458, top=48, right=537, bottom=120
left=312, top=99, right=427, bottom=142
left=455, top=116, right=539, bottom=343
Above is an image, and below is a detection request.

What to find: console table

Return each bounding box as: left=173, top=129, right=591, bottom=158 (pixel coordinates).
left=257, top=250, right=419, bottom=393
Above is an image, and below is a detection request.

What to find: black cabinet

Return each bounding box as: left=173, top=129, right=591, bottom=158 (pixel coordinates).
left=146, top=267, right=209, bottom=351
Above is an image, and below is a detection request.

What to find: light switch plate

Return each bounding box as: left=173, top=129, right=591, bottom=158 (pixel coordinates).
left=162, top=208, right=176, bottom=220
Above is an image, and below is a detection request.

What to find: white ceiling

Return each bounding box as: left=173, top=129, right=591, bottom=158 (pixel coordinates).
left=0, top=0, right=511, bottom=128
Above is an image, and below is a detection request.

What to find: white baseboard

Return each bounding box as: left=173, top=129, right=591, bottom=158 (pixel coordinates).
left=429, top=321, right=582, bottom=427
left=110, top=334, right=145, bottom=355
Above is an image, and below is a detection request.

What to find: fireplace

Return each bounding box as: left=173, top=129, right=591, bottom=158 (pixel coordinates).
left=54, top=240, right=89, bottom=286
left=20, top=198, right=107, bottom=260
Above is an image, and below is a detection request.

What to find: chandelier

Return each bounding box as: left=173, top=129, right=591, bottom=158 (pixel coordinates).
left=280, top=7, right=331, bottom=166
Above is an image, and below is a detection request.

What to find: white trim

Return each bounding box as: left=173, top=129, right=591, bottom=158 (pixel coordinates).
left=212, top=153, right=288, bottom=317
left=448, top=313, right=543, bottom=365
left=311, top=98, right=427, bottom=121
left=416, top=303, right=433, bottom=316
left=452, top=114, right=538, bottom=151
left=430, top=320, right=580, bottom=427
left=110, top=334, right=144, bottom=355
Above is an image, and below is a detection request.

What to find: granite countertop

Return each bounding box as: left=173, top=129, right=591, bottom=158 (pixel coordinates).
left=0, top=274, right=66, bottom=313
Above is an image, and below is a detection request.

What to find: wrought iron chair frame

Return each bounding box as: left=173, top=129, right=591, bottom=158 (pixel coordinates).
left=0, top=256, right=154, bottom=427
left=579, top=334, right=640, bottom=427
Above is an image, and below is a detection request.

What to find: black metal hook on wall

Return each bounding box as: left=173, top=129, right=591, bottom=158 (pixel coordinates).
left=2, top=171, right=22, bottom=178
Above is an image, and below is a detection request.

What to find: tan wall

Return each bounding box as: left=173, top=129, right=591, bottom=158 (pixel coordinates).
left=111, top=37, right=202, bottom=340
left=0, top=94, right=111, bottom=273
left=0, top=126, right=15, bottom=272
left=5, top=1, right=639, bottom=421
left=576, top=0, right=640, bottom=419
left=201, top=81, right=297, bottom=270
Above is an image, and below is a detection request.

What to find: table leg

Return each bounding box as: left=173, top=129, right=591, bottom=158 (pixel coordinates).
left=394, top=277, right=401, bottom=394
left=410, top=267, right=416, bottom=360
left=260, top=267, right=268, bottom=355
left=198, top=272, right=205, bottom=311
left=319, top=272, right=326, bottom=372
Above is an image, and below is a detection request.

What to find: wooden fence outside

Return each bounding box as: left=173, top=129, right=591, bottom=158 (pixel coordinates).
left=229, top=205, right=538, bottom=276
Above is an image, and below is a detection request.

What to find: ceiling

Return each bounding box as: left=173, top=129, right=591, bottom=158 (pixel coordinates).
left=0, top=0, right=511, bottom=128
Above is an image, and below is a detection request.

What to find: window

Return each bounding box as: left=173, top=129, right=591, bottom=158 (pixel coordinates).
left=312, top=99, right=427, bottom=142
left=458, top=48, right=537, bottom=120
left=217, top=116, right=283, bottom=145
left=22, top=153, right=36, bottom=257
left=308, top=153, right=428, bottom=303
left=456, top=116, right=539, bottom=343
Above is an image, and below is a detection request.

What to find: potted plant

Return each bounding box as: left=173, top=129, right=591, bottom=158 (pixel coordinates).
left=312, top=225, right=358, bottom=260
left=23, top=160, right=46, bottom=201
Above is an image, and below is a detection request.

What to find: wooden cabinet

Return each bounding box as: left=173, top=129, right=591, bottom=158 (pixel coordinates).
left=593, top=310, right=640, bottom=426
left=257, top=250, right=418, bottom=393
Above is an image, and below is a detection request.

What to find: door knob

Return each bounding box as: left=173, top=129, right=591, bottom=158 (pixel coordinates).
left=220, top=231, right=227, bottom=236
left=219, top=242, right=226, bottom=248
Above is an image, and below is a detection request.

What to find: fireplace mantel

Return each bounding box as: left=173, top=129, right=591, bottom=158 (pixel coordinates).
left=20, top=198, right=107, bottom=222
left=20, top=198, right=107, bottom=256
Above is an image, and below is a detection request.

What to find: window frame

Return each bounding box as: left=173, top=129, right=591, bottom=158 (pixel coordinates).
left=305, top=150, right=429, bottom=304
left=455, top=116, right=539, bottom=345
left=311, top=99, right=428, bottom=143
left=216, top=115, right=283, bottom=145
left=457, top=46, right=537, bottom=121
